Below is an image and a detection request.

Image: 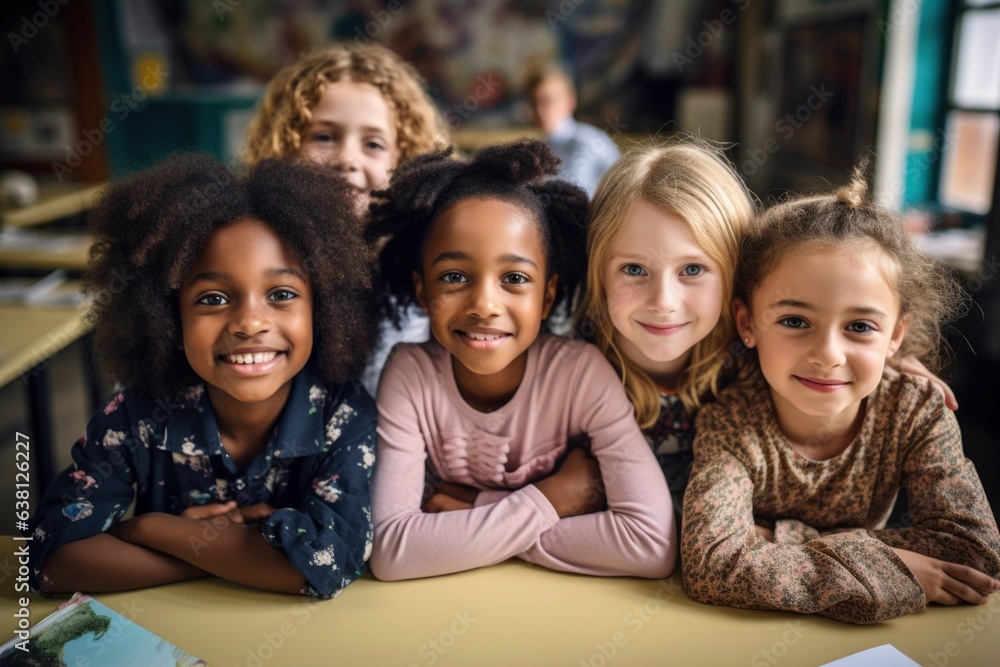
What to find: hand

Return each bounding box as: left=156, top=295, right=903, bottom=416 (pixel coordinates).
left=535, top=447, right=607, bottom=518
left=181, top=501, right=241, bottom=523
left=238, top=503, right=278, bottom=524
left=422, top=482, right=478, bottom=513
left=754, top=524, right=774, bottom=542
left=897, top=356, right=958, bottom=411
left=181, top=501, right=278, bottom=525
left=892, top=548, right=1000, bottom=605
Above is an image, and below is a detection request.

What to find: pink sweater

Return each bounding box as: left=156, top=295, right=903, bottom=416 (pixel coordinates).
left=371, top=334, right=676, bottom=581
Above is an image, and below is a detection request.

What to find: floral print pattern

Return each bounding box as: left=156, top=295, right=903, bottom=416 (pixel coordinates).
left=682, top=367, right=1000, bottom=623
left=26, top=371, right=376, bottom=599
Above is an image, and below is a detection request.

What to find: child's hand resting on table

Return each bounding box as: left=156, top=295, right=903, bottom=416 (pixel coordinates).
left=892, top=548, right=1000, bottom=605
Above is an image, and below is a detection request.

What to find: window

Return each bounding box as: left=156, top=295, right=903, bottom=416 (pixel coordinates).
left=939, top=1, right=1000, bottom=215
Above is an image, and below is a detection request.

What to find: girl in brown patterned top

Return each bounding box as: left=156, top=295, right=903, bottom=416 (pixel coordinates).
left=681, top=165, right=1000, bottom=624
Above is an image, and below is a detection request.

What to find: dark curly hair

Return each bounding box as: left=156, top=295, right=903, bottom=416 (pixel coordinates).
left=85, top=152, right=379, bottom=399
left=367, top=138, right=588, bottom=328
left=735, top=163, right=966, bottom=374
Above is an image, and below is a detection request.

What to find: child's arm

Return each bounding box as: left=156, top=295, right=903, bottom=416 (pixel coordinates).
left=38, top=533, right=208, bottom=593
left=512, top=346, right=676, bottom=578
left=108, top=513, right=306, bottom=593
left=26, top=394, right=176, bottom=593
left=113, top=391, right=377, bottom=598
left=370, top=351, right=567, bottom=581
left=870, top=386, right=1000, bottom=591
left=896, top=356, right=958, bottom=410
left=681, top=404, right=928, bottom=624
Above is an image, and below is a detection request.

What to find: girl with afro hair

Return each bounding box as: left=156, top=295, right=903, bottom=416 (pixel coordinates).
left=367, top=139, right=676, bottom=581
left=26, top=154, right=379, bottom=599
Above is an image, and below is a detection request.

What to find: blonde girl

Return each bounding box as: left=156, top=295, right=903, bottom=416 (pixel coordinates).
left=576, top=138, right=754, bottom=508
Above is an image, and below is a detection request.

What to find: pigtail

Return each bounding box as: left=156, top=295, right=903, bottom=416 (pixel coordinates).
left=368, top=147, right=467, bottom=324
left=528, top=178, right=588, bottom=313
left=468, top=138, right=560, bottom=183
left=369, top=138, right=585, bottom=327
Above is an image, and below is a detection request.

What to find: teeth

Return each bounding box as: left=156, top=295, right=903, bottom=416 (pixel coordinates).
left=226, top=351, right=277, bottom=364
left=465, top=332, right=503, bottom=341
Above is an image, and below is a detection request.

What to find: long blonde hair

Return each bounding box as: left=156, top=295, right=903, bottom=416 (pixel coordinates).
left=576, top=138, right=755, bottom=428
left=244, top=43, right=448, bottom=165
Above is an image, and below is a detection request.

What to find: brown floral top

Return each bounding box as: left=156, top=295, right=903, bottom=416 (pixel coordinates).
left=681, top=367, right=1000, bottom=624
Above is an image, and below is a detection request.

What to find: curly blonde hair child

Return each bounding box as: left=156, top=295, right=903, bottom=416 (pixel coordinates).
left=244, top=43, right=448, bottom=165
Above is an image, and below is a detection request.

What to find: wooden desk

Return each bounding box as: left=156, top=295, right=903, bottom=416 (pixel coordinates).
left=0, top=294, right=91, bottom=491
left=0, top=232, right=91, bottom=272
left=2, top=543, right=997, bottom=666
left=0, top=183, right=103, bottom=229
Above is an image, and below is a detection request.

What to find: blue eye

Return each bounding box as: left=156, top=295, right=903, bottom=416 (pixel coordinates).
left=847, top=321, right=874, bottom=334
left=623, top=264, right=645, bottom=277
left=197, top=293, right=227, bottom=306
left=441, top=272, right=467, bottom=284
left=779, top=316, right=807, bottom=329
left=682, top=265, right=703, bottom=277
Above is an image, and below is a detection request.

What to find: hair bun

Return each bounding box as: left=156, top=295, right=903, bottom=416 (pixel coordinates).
left=470, top=138, right=560, bottom=183
left=835, top=162, right=870, bottom=208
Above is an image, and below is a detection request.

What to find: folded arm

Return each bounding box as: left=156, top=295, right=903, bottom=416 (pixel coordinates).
left=681, top=447, right=927, bottom=624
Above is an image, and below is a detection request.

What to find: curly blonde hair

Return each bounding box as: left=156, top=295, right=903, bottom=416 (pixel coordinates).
left=575, top=137, right=756, bottom=428
left=244, top=43, right=448, bottom=165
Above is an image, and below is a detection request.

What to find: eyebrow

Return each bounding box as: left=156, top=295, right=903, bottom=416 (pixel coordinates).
left=610, top=252, right=707, bottom=265
left=307, top=120, right=390, bottom=134
left=186, top=267, right=307, bottom=285
left=770, top=299, right=887, bottom=318
left=430, top=251, right=539, bottom=269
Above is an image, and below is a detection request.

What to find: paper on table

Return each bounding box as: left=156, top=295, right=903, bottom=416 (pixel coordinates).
left=820, top=644, right=920, bottom=667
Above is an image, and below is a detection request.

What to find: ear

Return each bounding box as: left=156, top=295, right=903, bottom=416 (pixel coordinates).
left=886, top=314, right=910, bottom=359
left=413, top=271, right=430, bottom=316
left=541, top=274, right=558, bottom=320
left=733, top=298, right=755, bottom=348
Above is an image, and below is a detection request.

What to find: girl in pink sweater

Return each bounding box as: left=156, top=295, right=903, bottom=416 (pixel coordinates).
left=366, top=139, right=676, bottom=581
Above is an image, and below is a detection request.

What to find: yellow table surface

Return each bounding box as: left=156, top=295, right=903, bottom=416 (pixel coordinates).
left=3, top=539, right=998, bottom=667
left=0, top=297, right=90, bottom=388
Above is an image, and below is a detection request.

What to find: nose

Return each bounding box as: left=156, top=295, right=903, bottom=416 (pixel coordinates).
left=228, top=299, right=271, bottom=337
left=335, top=139, right=361, bottom=172
left=646, top=276, right=681, bottom=314
left=468, top=280, right=503, bottom=320
left=808, top=329, right=846, bottom=369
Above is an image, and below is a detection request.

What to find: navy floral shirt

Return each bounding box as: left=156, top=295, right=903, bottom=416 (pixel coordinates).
left=26, top=370, right=376, bottom=599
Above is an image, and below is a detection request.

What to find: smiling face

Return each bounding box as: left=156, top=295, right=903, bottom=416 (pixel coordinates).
left=602, top=200, right=725, bottom=388
left=735, top=242, right=908, bottom=446
left=178, top=218, right=313, bottom=418
left=298, top=78, right=398, bottom=200
left=413, top=197, right=556, bottom=410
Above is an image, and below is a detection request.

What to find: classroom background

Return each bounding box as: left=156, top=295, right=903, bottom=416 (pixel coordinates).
left=0, top=0, right=998, bottom=533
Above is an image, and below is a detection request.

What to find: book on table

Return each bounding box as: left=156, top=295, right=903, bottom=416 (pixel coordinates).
left=0, top=593, right=205, bottom=666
